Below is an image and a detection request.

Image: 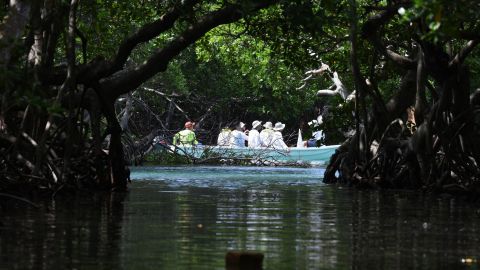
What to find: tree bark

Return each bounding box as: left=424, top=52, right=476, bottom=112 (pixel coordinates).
left=349, top=0, right=369, bottom=161
left=27, top=0, right=43, bottom=67
left=361, top=3, right=416, bottom=70
left=60, top=0, right=79, bottom=181
left=119, top=93, right=133, bottom=131
left=105, top=103, right=128, bottom=190
left=414, top=46, right=427, bottom=125
left=0, top=0, right=31, bottom=67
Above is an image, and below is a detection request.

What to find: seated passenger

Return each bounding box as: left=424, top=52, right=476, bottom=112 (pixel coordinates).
left=248, top=120, right=262, bottom=149
left=230, top=122, right=248, bottom=148
left=172, top=121, right=198, bottom=146
left=260, top=121, right=274, bottom=147
left=272, top=122, right=288, bottom=150
left=306, top=130, right=325, bottom=147
left=217, top=126, right=232, bottom=146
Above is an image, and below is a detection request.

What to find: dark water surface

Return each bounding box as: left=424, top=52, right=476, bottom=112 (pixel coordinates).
left=1, top=166, right=480, bottom=270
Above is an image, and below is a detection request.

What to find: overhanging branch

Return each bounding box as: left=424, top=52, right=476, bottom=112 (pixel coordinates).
left=101, top=1, right=277, bottom=100
left=449, top=39, right=480, bottom=68
left=361, top=3, right=415, bottom=69
left=78, top=0, right=199, bottom=82
left=105, top=0, right=199, bottom=77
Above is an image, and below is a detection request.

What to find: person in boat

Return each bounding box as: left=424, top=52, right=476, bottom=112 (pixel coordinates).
left=230, top=121, right=249, bottom=148
left=260, top=121, right=274, bottom=147
left=272, top=122, right=288, bottom=150
left=306, top=130, right=325, bottom=147
left=172, top=121, right=198, bottom=146
left=217, top=125, right=232, bottom=146
left=248, top=120, right=262, bottom=148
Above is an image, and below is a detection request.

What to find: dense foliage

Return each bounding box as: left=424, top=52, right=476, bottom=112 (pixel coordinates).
left=1, top=0, right=480, bottom=194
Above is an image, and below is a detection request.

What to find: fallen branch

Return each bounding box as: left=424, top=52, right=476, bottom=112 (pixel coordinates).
left=0, top=193, right=40, bottom=208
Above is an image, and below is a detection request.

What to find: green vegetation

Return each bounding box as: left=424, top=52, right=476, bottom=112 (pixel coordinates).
left=1, top=0, right=480, bottom=194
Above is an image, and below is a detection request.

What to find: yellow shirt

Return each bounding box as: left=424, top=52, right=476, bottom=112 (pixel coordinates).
left=173, top=129, right=198, bottom=145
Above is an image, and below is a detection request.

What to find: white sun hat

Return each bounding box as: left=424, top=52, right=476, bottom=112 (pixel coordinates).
left=273, top=122, right=286, bottom=131
left=252, top=120, right=262, bottom=129
left=239, top=122, right=246, bottom=129
left=263, top=121, right=273, bottom=129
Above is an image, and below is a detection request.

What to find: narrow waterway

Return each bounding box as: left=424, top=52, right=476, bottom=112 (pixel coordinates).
left=1, top=166, right=480, bottom=269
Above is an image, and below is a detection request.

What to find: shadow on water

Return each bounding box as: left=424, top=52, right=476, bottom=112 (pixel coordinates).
left=1, top=166, right=480, bottom=270
left=0, top=192, right=126, bottom=270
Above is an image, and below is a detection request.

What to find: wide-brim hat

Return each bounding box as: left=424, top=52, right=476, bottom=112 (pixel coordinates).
left=263, top=121, right=273, bottom=129
left=273, top=122, right=285, bottom=131
left=252, top=120, right=262, bottom=129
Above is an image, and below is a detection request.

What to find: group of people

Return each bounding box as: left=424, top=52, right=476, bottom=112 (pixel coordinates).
left=217, top=121, right=288, bottom=150
left=172, top=120, right=288, bottom=150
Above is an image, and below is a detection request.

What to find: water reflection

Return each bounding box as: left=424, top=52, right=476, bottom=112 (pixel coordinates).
left=1, top=166, right=480, bottom=270
left=0, top=192, right=126, bottom=270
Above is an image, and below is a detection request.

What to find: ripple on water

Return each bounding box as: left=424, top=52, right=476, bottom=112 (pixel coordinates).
left=2, top=166, right=480, bottom=270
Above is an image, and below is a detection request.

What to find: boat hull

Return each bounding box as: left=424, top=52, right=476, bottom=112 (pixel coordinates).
left=164, top=145, right=339, bottom=165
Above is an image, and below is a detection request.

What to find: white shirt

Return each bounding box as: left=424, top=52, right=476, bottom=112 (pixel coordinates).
left=312, top=130, right=324, bottom=141
left=272, top=131, right=288, bottom=150
left=230, top=130, right=248, bottom=148
left=217, top=129, right=231, bottom=146
left=260, top=129, right=274, bottom=147
left=248, top=129, right=261, bottom=148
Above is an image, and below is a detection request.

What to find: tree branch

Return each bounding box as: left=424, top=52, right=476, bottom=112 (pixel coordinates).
left=361, top=3, right=415, bottom=69
left=101, top=1, right=277, bottom=100
left=385, top=70, right=416, bottom=117
left=100, top=0, right=199, bottom=79
left=59, top=0, right=199, bottom=84
left=75, top=27, right=87, bottom=64
left=415, top=46, right=427, bottom=124
left=0, top=0, right=31, bottom=67
left=449, top=39, right=480, bottom=67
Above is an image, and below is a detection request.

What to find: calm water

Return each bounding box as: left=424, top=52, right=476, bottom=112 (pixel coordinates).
left=1, top=166, right=480, bottom=270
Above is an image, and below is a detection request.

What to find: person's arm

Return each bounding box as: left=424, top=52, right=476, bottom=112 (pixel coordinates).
left=193, top=133, right=198, bottom=145
left=173, top=133, right=179, bottom=145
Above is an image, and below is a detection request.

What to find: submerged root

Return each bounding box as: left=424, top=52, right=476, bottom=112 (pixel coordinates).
left=0, top=133, right=120, bottom=194
left=324, top=108, right=480, bottom=194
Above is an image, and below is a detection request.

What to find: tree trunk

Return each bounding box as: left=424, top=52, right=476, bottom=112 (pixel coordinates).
left=349, top=0, right=369, bottom=162
left=0, top=0, right=31, bottom=67
left=105, top=102, right=128, bottom=190
left=120, top=93, right=133, bottom=131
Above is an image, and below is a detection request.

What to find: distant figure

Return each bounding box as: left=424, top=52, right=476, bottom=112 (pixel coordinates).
left=173, top=121, right=198, bottom=146
left=306, top=130, right=325, bottom=147
left=217, top=126, right=232, bottom=146
left=272, top=122, right=288, bottom=150
left=260, top=121, right=274, bottom=147
left=248, top=120, right=262, bottom=149
left=230, top=122, right=248, bottom=148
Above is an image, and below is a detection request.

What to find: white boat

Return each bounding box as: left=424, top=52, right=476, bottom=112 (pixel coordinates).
left=165, top=145, right=339, bottom=165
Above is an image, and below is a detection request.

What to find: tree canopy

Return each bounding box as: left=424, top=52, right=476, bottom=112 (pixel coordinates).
left=1, top=0, right=480, bottom=193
